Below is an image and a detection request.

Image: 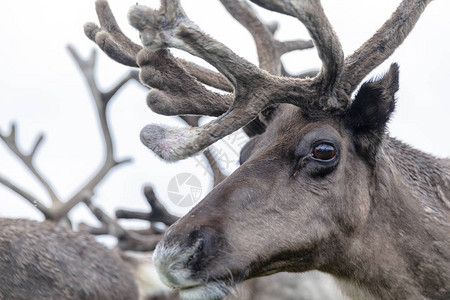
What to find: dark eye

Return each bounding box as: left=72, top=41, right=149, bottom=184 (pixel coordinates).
left=312, top=143, right=336, bottom=161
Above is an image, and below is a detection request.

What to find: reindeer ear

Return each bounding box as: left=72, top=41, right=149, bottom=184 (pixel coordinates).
left=347, top=63, right=399, bottom=165
left=349, top=63, right=399, bottom=131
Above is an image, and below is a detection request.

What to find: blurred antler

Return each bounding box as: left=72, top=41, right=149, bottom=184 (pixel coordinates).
left=116, top=185, right=179, bottom=227
left=0, top=45, right=135, bottom=222
left=79, top=197, right=164, bottom=252
left=0, top=125, right=60, bottom=204
left=219, top=0, right=313, bottom=76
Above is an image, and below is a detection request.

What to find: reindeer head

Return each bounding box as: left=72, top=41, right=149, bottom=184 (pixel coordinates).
left=151, top=64, right=400, bottom=299
left=85, top=0, right=432, bottom=299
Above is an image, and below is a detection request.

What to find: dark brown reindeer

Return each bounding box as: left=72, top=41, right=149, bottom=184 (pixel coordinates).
left=84, top=0, right=449, bottom=299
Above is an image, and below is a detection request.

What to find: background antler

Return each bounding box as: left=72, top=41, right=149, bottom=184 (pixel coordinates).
left=79, top=193, right=166, bottom=252
left=0, top=45, right=135, bottom=223
left=220, top=0, right=314, bottom=75
left=116, top=185, right=178, bottom=227
left=0, top=126, right=57, bottom=220
left=0, top=36, right=229, bottom=251
left=111, top=116, right=228, bottom=252
left=83, top=139, right=227, bottom=252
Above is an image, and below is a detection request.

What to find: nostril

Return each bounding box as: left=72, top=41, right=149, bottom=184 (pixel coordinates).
left=198, top=240, right=204, bottom=252
left=185, top=239, right=203, bottom=268
left=184, top=228, right=219, bottom=272
left=186, top=251, right=196, bottom=266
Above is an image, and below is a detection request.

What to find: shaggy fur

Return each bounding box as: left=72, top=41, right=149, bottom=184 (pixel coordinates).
left=0, top=218, right=138, bottom=300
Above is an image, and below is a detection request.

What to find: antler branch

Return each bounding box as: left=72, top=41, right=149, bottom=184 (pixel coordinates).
left=50, top=45, right=136, bottom=221
left=116, top=185, right=178, bottom=226
left=0, top=124, right=61, bottom=205
left=85, top=1, right=235, bottom=118
left=0, top=174, right=52, bottom=219
left=220, top=0, right=313, bottom=75
left=0, top=45, right=136, bottom=222
left=341, top=0, right=432, bottom=94
left=250, top=0, right=344, bottom=93
left=80, top=197, right=163, bottom=252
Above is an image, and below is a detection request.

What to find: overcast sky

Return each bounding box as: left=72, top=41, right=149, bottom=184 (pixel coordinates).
left=1, top=0, right=449, bottom=233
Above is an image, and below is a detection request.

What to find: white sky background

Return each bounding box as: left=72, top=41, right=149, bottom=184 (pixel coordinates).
left=0, top=0, right=449, bottom=235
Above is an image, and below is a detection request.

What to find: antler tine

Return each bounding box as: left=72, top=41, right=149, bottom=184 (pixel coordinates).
left=83, top=197, right=127, bottom=238
left=86, top=0, right=236, bottom=118
left=203, top=149, right=227, bottom=187
left=221, top=0, right=282, bottom=75
left=116, top=185, right=178, bottom=226
left=0, top=174, right=52, bottom=219
left=84, top=0, right=141, bottom=67
left=0, top=124, right=61, bottom=205
left=86, top=0, right=234, bottom=92
left=220, top=0, right=313, bottom=76
left=137, top=49, right=233, bottom=117
left=81, top=197, right=164, bottom=252
left=250, top=0, right=344, bottom=97
left=341, top=0, right=432, bottom=95
left=143, top=185, right=179, bottom=225
left=178, top=59, right=233, bottom=93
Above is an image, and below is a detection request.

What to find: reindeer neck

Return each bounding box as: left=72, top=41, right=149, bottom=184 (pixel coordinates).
left=384, top=136, right=450, bottom=213
left=327, top=136, right=450, bottom=299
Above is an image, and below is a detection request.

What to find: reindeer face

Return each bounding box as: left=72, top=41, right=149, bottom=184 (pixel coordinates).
left=153, top=113, right=369, bottom=300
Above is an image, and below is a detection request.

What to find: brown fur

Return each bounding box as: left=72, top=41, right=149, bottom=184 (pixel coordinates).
left=0, top=218, right=138, bottom=300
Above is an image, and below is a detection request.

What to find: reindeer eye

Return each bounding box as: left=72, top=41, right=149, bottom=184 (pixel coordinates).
left=312, top=143, right=336, bottom=161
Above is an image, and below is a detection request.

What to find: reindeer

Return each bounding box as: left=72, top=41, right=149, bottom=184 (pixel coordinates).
left=84, top=0, right=450, bottom=299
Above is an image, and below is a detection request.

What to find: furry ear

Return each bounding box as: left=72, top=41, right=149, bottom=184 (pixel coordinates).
left=349, top=63, right=399, bottom=131
left=347, top=63, right=399, bottom=165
